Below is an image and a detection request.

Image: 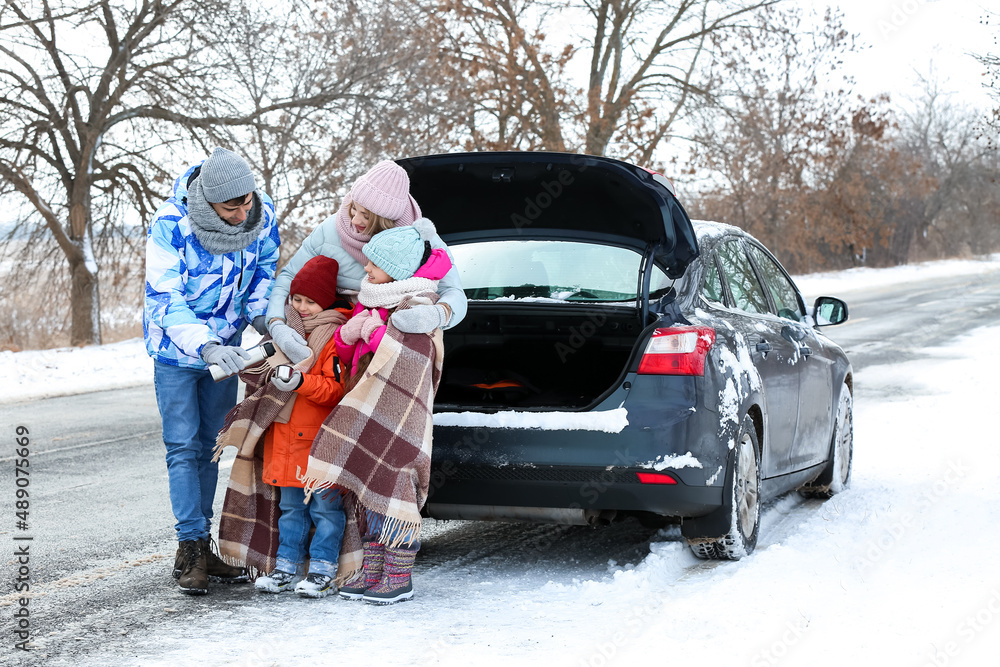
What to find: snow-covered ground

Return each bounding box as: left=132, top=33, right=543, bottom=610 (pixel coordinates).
left=94, top=319, right=996, bottom=667
left=4, top=256, right=1000, bottom=666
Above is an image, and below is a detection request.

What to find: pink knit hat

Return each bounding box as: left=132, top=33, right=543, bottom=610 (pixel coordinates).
left=349, top=160, right=414, bottom=222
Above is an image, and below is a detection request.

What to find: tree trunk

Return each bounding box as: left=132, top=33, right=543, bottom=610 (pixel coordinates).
left=69, top=248, right=102, bottom=346
left=584, top=117, right=614, bottom=156
left=68, top=190, right=101, bottom=346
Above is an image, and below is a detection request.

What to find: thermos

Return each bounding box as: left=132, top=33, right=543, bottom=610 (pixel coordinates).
left=210, top=341, right=276, bottom=382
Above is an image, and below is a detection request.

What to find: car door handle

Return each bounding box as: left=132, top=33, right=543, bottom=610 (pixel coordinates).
left=800, top=346, right=812, bottom=357
left=755, top=341, right=772, bottom=354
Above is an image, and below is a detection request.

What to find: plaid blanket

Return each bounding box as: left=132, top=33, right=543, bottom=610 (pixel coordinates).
left=302, top=306, right=444, bottom=580
left=213, top=306, right=347, bottom=577
left=215, top=299, right=442, bottom=584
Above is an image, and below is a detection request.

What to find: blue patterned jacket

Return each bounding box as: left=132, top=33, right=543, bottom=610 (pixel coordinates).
left=143, top=163, right=280, bottom=368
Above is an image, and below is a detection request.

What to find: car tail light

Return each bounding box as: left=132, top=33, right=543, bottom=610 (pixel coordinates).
left=637, top=326, right=716, bottom=376
left=636, top=472, right=678, bottom=485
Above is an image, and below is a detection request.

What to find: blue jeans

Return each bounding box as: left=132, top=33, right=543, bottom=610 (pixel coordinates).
left=276, top=487, right=346, bottom=578
left=153, top=361, right=238, bottom=542
left=365, top=509, right=417, bottom=548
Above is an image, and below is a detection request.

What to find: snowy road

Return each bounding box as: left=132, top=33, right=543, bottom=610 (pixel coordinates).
left=2, top=263, right=1000, bottom=666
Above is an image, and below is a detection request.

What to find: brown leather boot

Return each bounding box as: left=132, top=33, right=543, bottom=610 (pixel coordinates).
left=177, top=540, right=208, bottom=595
left=200, top=538, right=249, bottom=583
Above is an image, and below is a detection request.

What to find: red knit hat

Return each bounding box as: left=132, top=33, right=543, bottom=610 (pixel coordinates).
left=289, top=256, right=340, bottom=310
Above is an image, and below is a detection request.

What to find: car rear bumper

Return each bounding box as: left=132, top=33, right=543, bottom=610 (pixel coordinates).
left=423, top=465, right=723, bottom=520
left=427, top=374, right=731, bottom=521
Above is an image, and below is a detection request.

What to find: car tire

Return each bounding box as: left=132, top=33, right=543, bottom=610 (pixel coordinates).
left=799, top=384, right=853, bottom=499
left=688, top=414, right=761, bottom=560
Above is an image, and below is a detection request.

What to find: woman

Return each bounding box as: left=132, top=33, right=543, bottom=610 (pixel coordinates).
left=265, top=160, right=467, bottom=363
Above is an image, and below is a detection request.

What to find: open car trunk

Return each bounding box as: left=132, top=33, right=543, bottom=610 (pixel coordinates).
left=435, top=303, right=643, bottom=411
left=396, top=151, right=699, bottom=412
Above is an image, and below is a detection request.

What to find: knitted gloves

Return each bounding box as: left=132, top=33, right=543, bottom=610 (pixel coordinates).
left=339, top=310, right=385, bottom=346
left=268, top=320, right=310, bottom=364
left=251, top=315, right=268, bottom=336
left=270, top=365, right=304, bottom=392
left=201, top=343, right=251, bottom=376
left=390, top=303, right=450, bottom=334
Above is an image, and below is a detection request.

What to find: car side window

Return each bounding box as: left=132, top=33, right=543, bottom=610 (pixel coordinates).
left=702, top=256, right=726, bottom=305
left=747, top=244, right=805, bottom=322
left=716, top=240, right=769, bottom=315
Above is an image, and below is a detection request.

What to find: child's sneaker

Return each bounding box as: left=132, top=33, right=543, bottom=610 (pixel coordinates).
left=254, top=569, right=298, bottom=593
left=295, top=573, right=335, bottom=599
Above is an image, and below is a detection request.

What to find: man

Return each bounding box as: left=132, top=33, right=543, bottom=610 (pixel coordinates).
left=144, top=147, right=280, bottom=594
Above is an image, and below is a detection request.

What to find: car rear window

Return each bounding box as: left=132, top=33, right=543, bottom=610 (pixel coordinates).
left=451, top=240, right=661, bottom=302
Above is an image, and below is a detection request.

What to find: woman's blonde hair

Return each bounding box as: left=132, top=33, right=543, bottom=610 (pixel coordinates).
left=349, top=200, right=396, bottom=237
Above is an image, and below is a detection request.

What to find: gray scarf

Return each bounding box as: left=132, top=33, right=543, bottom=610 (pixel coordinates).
left=188, top=177, right=264, bottom=255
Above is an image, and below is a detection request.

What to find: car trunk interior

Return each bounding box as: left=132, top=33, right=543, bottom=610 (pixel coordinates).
left=436, top=304, right=643, bottom=411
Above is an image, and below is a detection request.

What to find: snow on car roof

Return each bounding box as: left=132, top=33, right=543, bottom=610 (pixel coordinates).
left=691, top=219, right=751, bottom=240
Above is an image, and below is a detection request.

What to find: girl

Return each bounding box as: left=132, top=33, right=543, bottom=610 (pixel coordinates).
left=216, top=256, right=352, bottom=599
left=302, top=218, right=452, bottom=605
left=264, top=160, right=467, bottom=363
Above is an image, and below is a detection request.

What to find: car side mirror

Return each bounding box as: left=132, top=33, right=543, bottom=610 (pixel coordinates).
left=813, top=296, right=849, bottom=326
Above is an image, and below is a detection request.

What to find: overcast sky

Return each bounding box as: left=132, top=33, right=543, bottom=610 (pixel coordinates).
left=825, top=0, right=995, bottom=110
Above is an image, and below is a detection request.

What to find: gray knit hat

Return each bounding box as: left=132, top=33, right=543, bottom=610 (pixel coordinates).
left=362, top=218, right=436, bottom=281
left=200, top=147, right=256, bottom=203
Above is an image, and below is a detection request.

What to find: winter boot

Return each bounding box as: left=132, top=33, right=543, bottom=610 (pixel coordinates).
left=339, top=541, right=385, bottom=600
left=295, top=572, right=335, bottom=599
left=176, top=540, right=209, bottom=595
left=363, top=543, right=417, bottom=605
left=254, top=569, right=298, bottom=593
left=172, top=547, right=184, bottom=579
left=200, top=538, right=249, bottom=583
left=173, top=539, right=249, bottom=584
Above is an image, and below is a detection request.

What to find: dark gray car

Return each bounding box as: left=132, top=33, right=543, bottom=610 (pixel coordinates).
left=400, top=151, right=853, bottom=559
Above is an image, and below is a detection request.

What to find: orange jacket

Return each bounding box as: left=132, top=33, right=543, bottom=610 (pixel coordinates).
left=262, top=331, right=345, bottom=488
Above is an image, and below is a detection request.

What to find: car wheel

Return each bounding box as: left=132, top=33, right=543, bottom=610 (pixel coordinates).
left=688, top=414, right=761, bottom=560
left=800, top=384, right=853, bottom=499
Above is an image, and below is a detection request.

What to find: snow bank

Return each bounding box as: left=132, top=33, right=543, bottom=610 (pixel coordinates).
left=0, top=338, right=152, bottom=404
left=793, top=254, right=1000, bottom=298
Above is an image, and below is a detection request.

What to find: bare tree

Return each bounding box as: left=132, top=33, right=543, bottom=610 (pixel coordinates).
left=0, top=0, right=432, bottom=347
left=684, top=11, right=1000, bottom=273
left=683, top=8, right=914, bottom=272
left=428, top=0, right=779, bottom=160
left=185, top=0, right=459, bottom=262
left=897, top=77, right=1000, bottom=261
left=975, top=9, right=999, bottom=140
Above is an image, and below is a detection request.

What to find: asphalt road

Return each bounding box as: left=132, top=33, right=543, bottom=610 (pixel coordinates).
left=806, top=268, right=1000, bottom=369
left=1, top=267, right=999, bottom=665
